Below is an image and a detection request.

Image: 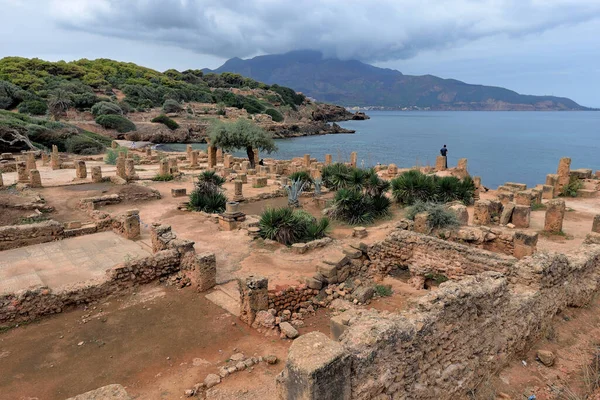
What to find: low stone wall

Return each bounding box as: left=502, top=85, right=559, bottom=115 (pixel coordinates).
left=367, top=230, right=516, bottom=280
left=268, top=285, right=320, bottom=316
left=0, top=220, right=64, bottom=251
left=278, top=243, right=600, bottom=399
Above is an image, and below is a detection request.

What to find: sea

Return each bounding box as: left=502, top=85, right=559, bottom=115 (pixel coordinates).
left=159, top=111, right=600, bottom=189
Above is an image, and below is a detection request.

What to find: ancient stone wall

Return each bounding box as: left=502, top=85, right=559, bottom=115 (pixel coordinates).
left=367, top=230, right=516, bottom=280
left=0, top=220, right=64, bottom=251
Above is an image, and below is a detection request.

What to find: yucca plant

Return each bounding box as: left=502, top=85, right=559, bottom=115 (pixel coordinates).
left=288, top=171, right=313, bottom=189
left=188, top=191, right=227, bottom=213
left=435, top=176, right=462, bottom=203
left=329, top=189, right=375, bottom=225
left=321, top=163, right=353, bottom=190
left=391, top=170, right=436, bottom=205
left=259, top=207, right=330, bottom=245
left=195, top=170, right=225, bottom=193
left=364, top=170, right=391, bottom=197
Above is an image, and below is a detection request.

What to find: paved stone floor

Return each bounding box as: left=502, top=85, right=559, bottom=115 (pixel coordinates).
left=0, top=231, right=151, bottom=294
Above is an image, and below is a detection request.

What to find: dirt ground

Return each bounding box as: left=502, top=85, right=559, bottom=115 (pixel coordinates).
left=0, top=285, right=290, bottom=400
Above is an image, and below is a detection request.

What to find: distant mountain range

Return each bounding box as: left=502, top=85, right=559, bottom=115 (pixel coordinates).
left=205, top=50, right=588, bottom=111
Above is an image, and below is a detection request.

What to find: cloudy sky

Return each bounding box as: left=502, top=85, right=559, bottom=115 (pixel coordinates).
left=1, top=0, right=599, bottom=107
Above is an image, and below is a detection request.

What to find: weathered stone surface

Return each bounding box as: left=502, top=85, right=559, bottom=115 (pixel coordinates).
left=306, top=277, right=323, bottom=290
left=413, top=212, right=429, bottom=233
left=541, top=184, right=554, bottom=200
left=323, top=254, right=349, bottom=269
left=513, top=231, right=538, bottom=259
left=171, top=188, right=187, bottom=197
left=511, top=205, right=530, bottom=228
left=276, top=331, right=351, bottom=400
left=473, top=200, right=491, bottom=225
left=593, top=215, right=600, bottom=234
left=537, top=350, right=556, bottom=367
left=239, top=275, right=269, bottom=325
left=204, top=374, right=221, bottom=388
left=499, top=203, right=515, bottom=225
left=557, top=157, right=571, bottom=190
left=29, top=169, right=42, bottom=188
left=91, top=166, right=103, bottom=183
left=76, top=160, right=87, bottom=179
left=570, top=168, right=592, bottom=180
left=449, top=204, right=468, bottom=225
left=66, top=384, right=131, bottom=400
left=544, top=199, right=566, bottom=233
left=279, top=321, right=299, bottom=339
left=435, top=155, right=447, bottom=171
left=353, top=286, right=374, bottom=303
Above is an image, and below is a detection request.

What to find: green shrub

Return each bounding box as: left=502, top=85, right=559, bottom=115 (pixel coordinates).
left=265, top=108, right=284, bottom=122
left=321, top=163, right=354, bottom=190
left=163, top=99, right=183, bottom=113
left=289, top=171, right=313, bottom=188
left=560, top=176, right=584, bottom=197
left=81, top=130, right=112, bottom=147
left=91, top=101, right=123, bottom=116
left=64, top=134, right=105, bottom=155
left=259, top=207, right=330, bottom=245
left=151, top=173, right=174, bottom=181
left=329, top=189, right=376, bottom=225
left=195, top=170, right=225, bottom=193
left=72, top=93, right=99, bottom=110
left=151, top=114, right=179, bottom=130
left=424, top=273, right=449, bottom=285
left=242, top=97, right=265, bottom=114
left=374, top=284, right=393, bottom=297
left=17, top=100, right=47, bottom=115
left=405, top=201, right=459, bottom=230
left=95, top=114, right=136, bottom=133
left=391, top=170, right=474, bottom=205
left=188, top=191, right=227, bottom=213
left=0, top=80, right=24, bottom=110
left=104, top=147, right=128, bottom=164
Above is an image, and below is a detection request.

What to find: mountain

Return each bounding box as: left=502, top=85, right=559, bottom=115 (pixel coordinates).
left=205, top=50, right=587, bottom=111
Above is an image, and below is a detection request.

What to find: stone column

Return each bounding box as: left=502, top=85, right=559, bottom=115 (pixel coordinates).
left=51, top=145, right=61, bottom=170
left=224, top=154, right=233, bottom=169
left=159, top=159, right=169, bottom=176
left=544, top=199, right=566, bottom=233
left=91, top=166, right=103, bottom=183
left=473, top=200, right=491, bottom=225
left=29, top=170, right=42, bottom=188
left=194, top=253, right=217, bottom=292
left=556, top=157, right=571, bottom=192
left=542, top=185, right=554, bottom=200
left=513, top=231, right=538, bottom=259
left=186, top=144, right=193, bottom=159
left=276, top=331, right=351, bottom=400
left=16, top=161, right=29, bottom=183
left=325, top=154, right=332, bottom=166
left=168, top=157, right=178, bottom=173
left=41, top=153, right=49, bottom=166
left=123, top=209, right=140, bottom=240
left=512, top=205, right=531, bottom=228
left=457, top=158, right=468, bottom=170
left=350, top=152, right=357, bottom=168
left=238, top=173, right=247, bottom=184
left=238, top=276, right=269, bottom=326
left=546, top=174, right=559, bottom=197
left=116, top=158, right=127, bottom=179
left=592, top=215, right=600, bottom=233
left=304, top=154, right=311, bottom=168
left=233, top=179, right=245, bottom=202
left=125, top=159, right=136, bottom=180
left=253, top=148, right=259, bottom=167
left=216, top=148, right=223, bottom=164
left=26, top=152, right=37, bottom=171
left=435, top=156, right=447, bottom=171
left=207, top=146, right=216, bottom=168
left=145, top=148, right=152, bottom=157
left=189, top=150, right=199, bottom=167
left=76, top=161, right=87, bottom=179
left=241, top=161, right=250, bottom=172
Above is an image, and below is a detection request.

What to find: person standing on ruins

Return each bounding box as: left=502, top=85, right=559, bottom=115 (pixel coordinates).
left=440, top=145, right=448, bottom=168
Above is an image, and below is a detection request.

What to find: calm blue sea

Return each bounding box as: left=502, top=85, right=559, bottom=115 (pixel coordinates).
left=163, top=111, right=600, bottom=188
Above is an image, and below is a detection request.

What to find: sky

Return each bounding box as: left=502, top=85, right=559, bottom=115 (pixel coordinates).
left=1, top=0, right=599, bottom=107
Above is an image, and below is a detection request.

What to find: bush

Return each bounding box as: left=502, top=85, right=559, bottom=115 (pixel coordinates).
left=91, top=101, right=123, bottom=116
left=321, top=163, right=354, bottom=190
left=163, top=99, right=183, bottom=113
left=374, top=284, right=392, bottom=297
left=95, top=114, right=136, bottom=133
left=391, top=170, right=474, bottom=205
left=0, top=80, right=24, bottom=110
left=188, top=191, right=227, bottom=213
left=151, top=114, right=179, bottom=130
left=195, top=170, right=225, bottom=193
left=18, top=100, right=47, bottom=115
left=329, top=189, right=376, bottom=225
left=259, top=207, right=330, bottom=245
left=265, top=108, right=284, bottom=122
left=289, top=171, right=313, bottom=188
left=152, top=173, right=174, bottom=181
left=560, top=176, right=584, bottom=197
left=64, top=134, right=105, bottom=155
left=405, top=201, right=459, bottom=230
left=72, top=93, right=99, bottom=110
left=104, top=147, right=128, bottom=164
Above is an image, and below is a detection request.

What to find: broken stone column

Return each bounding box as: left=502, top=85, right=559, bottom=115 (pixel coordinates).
left=325, top=154, right=332, bottom=166
left=238, top=275, right=269, bottom=325
left=193, top=253, right=217, bottom=292
left=413, top=212, right=430, bottom=233
left=123, top=210, right=140, bottom=239
left=224, top=154, right=233, bottom=169
left=253, top=177, right=267, bottom=188
left=241, top=161, right=250, bottom=172
left=435, top=155, right=447, bottom=171
left=145, top=148, right=151, bottom=157
left=216, top=148, right=223, bottom=164
left=116, top=157, right=127, bottom=179
left=253, top=148, right=259, bottom=166
left=276, top=331, right=351, bottom=400
left=233, top=179, right=245, bottom=202
left=207, top=146, right=216, bottom=168
left=0, top=173, right=3, bottom=187
left=189, top=150, right=199, bottom=167
left=76, top=160, right=87, bottom=179
left=512, top=205, right=531, bottom=228
left=304, top=154, right=311, bottom=168
left=91, top=166, right=103, bottom=183
left=457, top=158, right=468, bottom=170
left=26, top=152, right=37, bottom=171
left=542, top=185, right=554, bottom=200
left=557, top=157, right=571, bottom=192
left=41, top=152, right=49, bottom=166
left=449, top=204, right=469, bottom=225
left=544, top=199, right=566, bottom=233
left=159, top=159, right=169, bottom=176
left=29, top=170, right=42, bottom=188
left=513, top=231, right=538, bottom=259
left=473, top=200, right=491, bottom=225
left=546, top=174, right=559, bottom=197
left=16, top=161, right=29, bottom=183
left=592, top=215, right=600, bottom=233
left=515, top=191, right=532, bottom=206
left=350, top=151, right=357, bottom=168
left=186, top=144, right=193, bottom=158
left=125, top=159, right=136, bottom=180
left=51, top=145, right=61, bottom=170
left=238, top=173, right=248, bottom=184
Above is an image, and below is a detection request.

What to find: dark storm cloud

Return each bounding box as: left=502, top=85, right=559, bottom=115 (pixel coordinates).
left=50, top=0, right=600, bottom=62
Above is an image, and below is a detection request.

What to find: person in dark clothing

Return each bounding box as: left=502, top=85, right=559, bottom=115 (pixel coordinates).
left=258, top=159, right=264, bottom=166
left=440, top=145, right=448, bottom=168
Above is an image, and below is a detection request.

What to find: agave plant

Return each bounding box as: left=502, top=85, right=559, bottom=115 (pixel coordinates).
left=313, top=178, right=323, bottom=196
left=285, top=178, right=306, bottom=207
left=288, top=171, right=313, bottom=189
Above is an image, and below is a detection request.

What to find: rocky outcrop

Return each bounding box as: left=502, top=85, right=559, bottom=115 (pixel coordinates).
left=309, top=103, right=355, bottom=122
left=265, top=121, right=354, bottom=138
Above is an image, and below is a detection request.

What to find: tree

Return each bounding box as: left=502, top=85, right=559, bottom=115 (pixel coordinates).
left=208, top=119, right=277, bottom=168
left=48, top=89, right=71, bottom=120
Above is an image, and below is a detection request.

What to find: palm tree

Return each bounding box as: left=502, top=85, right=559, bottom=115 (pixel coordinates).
left=48, top=89, right=71, bottom=120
